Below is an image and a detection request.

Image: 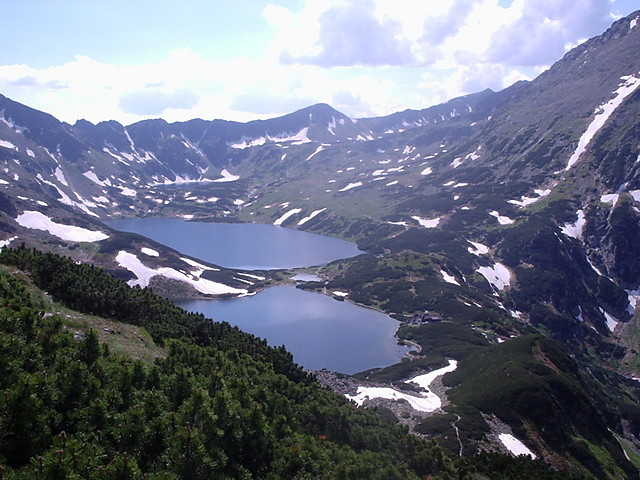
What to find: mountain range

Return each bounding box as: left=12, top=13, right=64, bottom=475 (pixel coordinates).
left=1, top=9, right=640, bottom=478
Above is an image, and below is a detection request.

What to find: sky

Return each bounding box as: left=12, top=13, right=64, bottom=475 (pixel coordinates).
left=0, top=0, right=637, bottom=126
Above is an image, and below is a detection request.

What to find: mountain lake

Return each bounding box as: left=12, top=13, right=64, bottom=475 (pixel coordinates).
left=105, top=218, right=411, bottom=373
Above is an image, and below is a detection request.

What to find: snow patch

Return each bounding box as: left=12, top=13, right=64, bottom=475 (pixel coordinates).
left=0, top=139, right=18, bottom=151
left=298, top=208, right=326, bottom=226
left=566, top=75, right=640, bottom=170
left=236, top=272, right=265, bottom=280
left=274, top=208, right=302, bottom=226
left=489, top=211, right=515, bottom=225
left=305, top=145, right=324, bottom=162
left=16, top=211, right=108, bottom=242
left=116, top=251, right=246, bottom=295
left=561, top=210, right=586, bottom=239
left=118, top=186, right=137, bottom=197
left=600, top=308, right=619, bottom=332
left=229, top=128, right=310, bottom=149
left=477, top=263, right=511, bottom=291
left=83, top=171, right=107, bottom=186
left=626, top=289, right=640, bottom=316
left=600, top=193, right=619, bottom=204
left=499, top=434, right=537, bottom=459
left=339, top=182, right=362, bottom=192
left=508, top=188, right=551, bottom=207
left=440, top=270, right=460, bottom=286
left=467, top=241, right=489, bottom=256
left=420, top=166, right=432, bottom=176
left=451, top=157, right=463, bottom=168
left=0, top=236, right=17, bottom=249
left=347, top=360, right=457, bottom=413
left=141, top=247, right=159, bottom=257
left=181, top=257, right=220, bottom=272
left=411, top=216, right=440, bottom=228
left=213, top=169, right=240, bottom=182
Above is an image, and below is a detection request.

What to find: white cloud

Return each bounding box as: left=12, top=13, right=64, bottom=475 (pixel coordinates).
left=281, top=0, right=416, bottom=67
left=0, top=1, right=631, bottom=124
left=119, top=88, right=199, bottom=115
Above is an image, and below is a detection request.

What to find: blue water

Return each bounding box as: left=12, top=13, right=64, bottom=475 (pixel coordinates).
left=105, top=218, right=408, bottom=373
left=177, top=286, right=410, bottom=374
left=105, top=218, right=362, bottom=270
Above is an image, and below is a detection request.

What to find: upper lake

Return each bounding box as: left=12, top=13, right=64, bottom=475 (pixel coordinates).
left=105, top=218, right=362, bottom=270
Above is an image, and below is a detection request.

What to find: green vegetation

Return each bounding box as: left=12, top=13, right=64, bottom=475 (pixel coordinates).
left=444, top=335, right=637, bottom=479
left=0, top=246, right=585, bottom=479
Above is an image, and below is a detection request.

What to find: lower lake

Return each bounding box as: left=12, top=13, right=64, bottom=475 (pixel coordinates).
left=105, top=218, right=409, bottom=373
left=177, top=286, right=411, bottom=374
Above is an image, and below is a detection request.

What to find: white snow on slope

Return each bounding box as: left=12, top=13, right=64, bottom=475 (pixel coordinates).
left=467, top=241, right=489, bottom=256
left=408, top=360, right=458, bottom=391
left=0, top=236, right=17, bottom=249
left=566, top=74, right=640, bottom=170
left=181, top=256, right=220, bottom=272
left=451, top=157, right=463, bottom=168
left=347, top=360, right=457, bottom=413
left=16, top=211, right=108, bottom=242
left=440, top=270, right=460, bottom=286
left=601, top=193, right=619, bottom=204
left=600, top=308, right=619, bottom=332
left=499, top=434, right=537, bottom=459
left=0, top=111, right=28, bottom=133
left=626, top=289, right=640, bottom=316
left=339, top=182, right=362, bottom=192
left=298, top=208, right=326, bottom=226
left=477, top=263, right=511, bottom=290
left=0, top=139, right=18, bottom=150
left=116, top=251, right=247, bottom=295
left=54, top=167, right=68, bottom=186
left=509, top=188, right=551, bottom=207
left=230, top=128, right=310, bottom=149
left=305, top=145, right=324, bottom=162
left=83, top=171, right=108, bottom=186
left=214, top=169, right=240, bottom=182
left=630, top=16, right=638, bottom=30
left=141, top=247, right=159, bottom=257
left=561, top=210, right=586, bottom=239
left=274, top=208, right=302, bottom=226
left=118, top=186, right=137, bottom=197
left=412, top=216, right=440, bottom=228
left=489, top=211, right=515, bottom=225
left=420, top=166, right=432, bottom=176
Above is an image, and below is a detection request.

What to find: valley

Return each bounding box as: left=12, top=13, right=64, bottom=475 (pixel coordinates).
left=0, top=9, right=639, bottom=478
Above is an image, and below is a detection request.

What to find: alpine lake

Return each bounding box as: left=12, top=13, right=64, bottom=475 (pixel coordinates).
left=106, top=218, right=412, bottom=374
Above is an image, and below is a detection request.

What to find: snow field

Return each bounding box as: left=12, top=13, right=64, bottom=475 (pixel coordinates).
left=16, top=211, right=109, bottom=242
left=274, top=208, right=302, bottom=226
left=116, top=251, right=247, bottom=296
left=476, top=263, right=511, bottom=291
left=561, top=210, right=586, bottom=239
left=346, top=360, right=458, bottom=413
left=489, top=211, right=515, bottom=225
left=411, top=216, right=440, bottom=228
left=498, top=433, right=537, bottom=459
left=566, top=74, right=640, bottom=170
